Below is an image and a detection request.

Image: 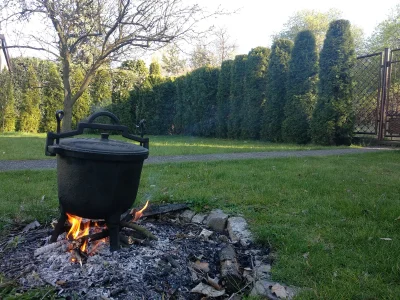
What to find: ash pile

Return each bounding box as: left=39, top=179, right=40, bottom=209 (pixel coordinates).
left=0, top=205, right=297, bottom=299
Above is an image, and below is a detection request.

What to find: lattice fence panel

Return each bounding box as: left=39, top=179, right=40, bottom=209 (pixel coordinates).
left=352, top=53, right=382, bottom=134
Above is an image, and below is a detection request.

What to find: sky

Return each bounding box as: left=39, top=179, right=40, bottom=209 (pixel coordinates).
left=1, top=0, right=399, bottom=60
left=203, top=0, right=399, bottom=55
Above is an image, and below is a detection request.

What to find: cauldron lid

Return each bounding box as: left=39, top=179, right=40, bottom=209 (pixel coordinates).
left=51, top=135, right=148, bottom=161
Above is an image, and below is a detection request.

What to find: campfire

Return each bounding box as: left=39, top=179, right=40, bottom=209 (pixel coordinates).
left=0, top=205, right=297, bottom=299
left=52, top=201, right=153, bottom=265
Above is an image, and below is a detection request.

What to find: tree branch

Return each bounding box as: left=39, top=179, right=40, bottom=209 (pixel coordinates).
left=4, top=45, right=59, bottom=58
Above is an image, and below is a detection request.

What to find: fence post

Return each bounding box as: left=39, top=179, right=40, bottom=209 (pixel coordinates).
left=378, top=48, right=390, bottom=140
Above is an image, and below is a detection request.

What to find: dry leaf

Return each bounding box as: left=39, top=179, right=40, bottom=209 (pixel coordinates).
left=206, top=275, right=223, bottom=291
left=380, top=238, right=392, bottom=241
left=191, top=260, right=210, bottom=273
left=395, top=216, right=400, bottom=221
left=56, top=280, right=66, bottom=286
left=271, top=283, right=287, bottom=299
left=191, top=282, right=225, bottom=297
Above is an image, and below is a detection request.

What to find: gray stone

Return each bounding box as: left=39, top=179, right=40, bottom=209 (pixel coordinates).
left=254, top=264, right=272, bottom=280
left=250, top=280, right=277, bottom=299
left=205, top=209, right=229, bottom=232
left=179, top=210, right=196, bottom=223
left=191, top=213, right=207, bottom=224
left=227, top=217, right=253, bottom=246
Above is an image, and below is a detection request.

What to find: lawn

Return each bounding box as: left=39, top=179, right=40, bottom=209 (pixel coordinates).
left=0, top=151, right=399, bottom=299
left=0, top=132, right=347, bottom=161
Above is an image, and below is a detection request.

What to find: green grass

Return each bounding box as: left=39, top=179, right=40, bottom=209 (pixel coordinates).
left=0, top=132, right=348, bottom=161
left=1, top=151, right=399, bottom=299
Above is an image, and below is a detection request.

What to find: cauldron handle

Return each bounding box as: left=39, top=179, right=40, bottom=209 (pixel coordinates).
left=46, top=110, right=149, bottom=156
left=87, top=111, right=120, bottom=125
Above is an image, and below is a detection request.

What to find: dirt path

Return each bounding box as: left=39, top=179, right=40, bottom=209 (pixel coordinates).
left=0, top=147, right=391, bottom=172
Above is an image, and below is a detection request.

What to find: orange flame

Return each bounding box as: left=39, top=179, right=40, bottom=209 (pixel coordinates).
left=80, top=222, right=90, bottom=252
left=132, top=200, right=149, bottom=222
left=66, top=213, right=82, bottom=240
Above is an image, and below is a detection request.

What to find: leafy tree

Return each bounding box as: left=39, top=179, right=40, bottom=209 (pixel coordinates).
left=190, top=44, right=217, bottom=69
left=367, top=4, right=400, bottom=52
left=242, top=47, right=270, bottom=140
left=90, top=67, right=112, bottom=109
left=149, top=61, right=162, bottom=78
left=120, top=59, right=149, bottom=83
left=19, top=64, right=41, bottom=132
left=274, top=9, right=364, bottom=53
left=228, top=55, right=247, bottom=139
left=162, top=44, right=187, bottom=76
left=39, top=61, right=64, bottom=132
left=71, top=67, right=91, bottom=128
left=2, top=0, right=223, bottom=131
left=310, top=20, right=356, bottom=145
left=216, top=59, right=233, bottom=138
left=0, top=69, right=16, bottom=132
left=260, top=39, right=293, bottom=141
left=282, top=30, right=318, bottom=144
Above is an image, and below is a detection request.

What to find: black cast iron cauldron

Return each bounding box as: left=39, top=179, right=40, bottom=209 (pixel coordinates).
left=45, top=110, right=149, bottom=251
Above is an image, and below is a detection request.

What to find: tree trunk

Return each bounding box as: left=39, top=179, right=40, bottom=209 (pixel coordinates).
left=61, top=50, right=73, bottom=132
left=62, top=94, right=73, bottom=132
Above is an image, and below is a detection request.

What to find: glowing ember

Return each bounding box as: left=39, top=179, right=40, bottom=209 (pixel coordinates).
left=131, top=200, right=149, bottom=222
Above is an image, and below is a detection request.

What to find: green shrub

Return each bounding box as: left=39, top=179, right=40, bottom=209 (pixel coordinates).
left=0, top=69, right=16, bottom=132
left=310, top=20, right=356, bottom=145
left=19, top=65, right=41, bottom=132
left=39, top=61, right=63, bottom=132
left=282, top=30, right=318, bottom=144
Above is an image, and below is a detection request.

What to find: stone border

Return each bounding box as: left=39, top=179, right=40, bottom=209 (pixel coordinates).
left=175, top=208, right=299, bottom=299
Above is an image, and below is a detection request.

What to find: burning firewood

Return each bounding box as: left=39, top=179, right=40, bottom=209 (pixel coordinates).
left=34, top=240, right=68, bottom=257
left=120, top=221, right=158, bottom=241
left=119, top=233, right=145, bottom=245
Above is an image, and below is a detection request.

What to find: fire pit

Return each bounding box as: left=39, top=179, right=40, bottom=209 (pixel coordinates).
left=45, top=110, right=149, bottom=251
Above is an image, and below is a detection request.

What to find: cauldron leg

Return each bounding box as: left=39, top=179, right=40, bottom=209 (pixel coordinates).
left=50, top=206, right=67, bottom=243
left=106, top=213, right=121, bottom=251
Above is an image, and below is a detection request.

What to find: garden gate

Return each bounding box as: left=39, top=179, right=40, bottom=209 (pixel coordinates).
left=353, top=48, right=400, bottom=140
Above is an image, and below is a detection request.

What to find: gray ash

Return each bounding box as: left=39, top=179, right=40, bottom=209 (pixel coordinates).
left=0, top=216, right=269, bottom=299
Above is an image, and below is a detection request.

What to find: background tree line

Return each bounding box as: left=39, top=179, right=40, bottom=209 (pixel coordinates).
left=2, top=2, right=399, bottom=145
left=0, top=19, right=356, bottom=146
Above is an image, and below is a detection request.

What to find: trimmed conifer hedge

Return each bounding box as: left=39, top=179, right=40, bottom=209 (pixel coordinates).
left=260, top=39, right=293, bottom=141
left=242, top=47, right=270, bottom=140
left=282, top=30, right=318, bottom=144
left=310, top=19, right=356, bottom=145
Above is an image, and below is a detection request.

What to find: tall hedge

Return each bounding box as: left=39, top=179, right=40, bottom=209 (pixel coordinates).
left=260, top=39, right=293, bottom=141
left=216, top=59, right=233, bottom=138
left=242, top=47, right=270, bottom=140
left=228, top=55, right=247, bottom=139
left=310, top=20, right=356, bottom=145
left=0, top=69, right=16, bottom=132
left=282, top=31, right=318, bottom=144
left=172, top=75, right=186, bottom=134
left=19, top=64, right=41, bottom=132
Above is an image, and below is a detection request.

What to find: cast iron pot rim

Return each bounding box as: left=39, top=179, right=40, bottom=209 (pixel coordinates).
left=49, top=137, right=149, bottom=162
